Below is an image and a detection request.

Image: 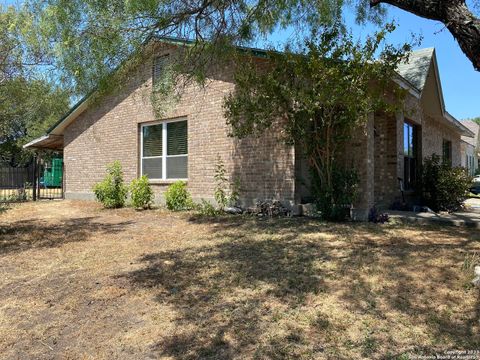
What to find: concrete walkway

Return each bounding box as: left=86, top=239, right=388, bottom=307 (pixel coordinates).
left=388, top=198, right=480, bottom=229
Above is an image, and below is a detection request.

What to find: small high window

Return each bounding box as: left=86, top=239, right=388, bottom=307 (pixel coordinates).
left=442, top=139, right=452, bottom=166
left=141, top=119, right=188, bottom=180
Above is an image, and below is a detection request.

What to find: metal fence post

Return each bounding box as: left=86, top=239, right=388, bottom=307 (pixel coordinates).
left=32, top=155, right=37, bottom=201
left=37, top=154, right=41, bottom=200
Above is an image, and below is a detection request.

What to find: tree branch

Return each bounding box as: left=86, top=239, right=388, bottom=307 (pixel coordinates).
left=370, top=0, right=480, bottom=70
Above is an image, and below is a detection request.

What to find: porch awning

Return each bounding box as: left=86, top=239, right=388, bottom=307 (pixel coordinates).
left=23, top=134, right=64, bottom=150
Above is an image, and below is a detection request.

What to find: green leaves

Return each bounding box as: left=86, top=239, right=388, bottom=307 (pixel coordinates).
left=0, top=78, right=69, bottom=166
left=93, top=161, right=129, bottom=209
left=11, top=0, right=389, bottom=97
left=420, top=154, right=472, bottom=213
left=130, top=175, right=155, bottom=210
left=224, top=24, right=410, bottom=219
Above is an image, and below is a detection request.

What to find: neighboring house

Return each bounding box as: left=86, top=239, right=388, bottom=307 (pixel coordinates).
left=25, top=39, right=474, bottom=219
left=460, top=120, right=479, bottom=176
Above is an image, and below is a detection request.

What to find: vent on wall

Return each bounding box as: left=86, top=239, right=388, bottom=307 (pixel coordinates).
left=152, top=55, right=169, bottom=86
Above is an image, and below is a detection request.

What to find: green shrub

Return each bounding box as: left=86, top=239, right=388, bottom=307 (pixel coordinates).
left=214, top=155, right=240, bottom=210
left=195, top=199, right=219, bottom=216
left=130, top=175, right=154, bottom=209
left=93, top=161, right=128, bottom=208
left=165, top=181, right=193, bottom=211
left=312, top=167, right=359, bottom=221
left=420, top=154, right=472, bottom=212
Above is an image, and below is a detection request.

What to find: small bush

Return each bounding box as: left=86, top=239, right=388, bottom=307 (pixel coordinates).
left=130, top=176, right=154, bottom=209
left=214, top=155, right=240, bottom=210
left=312, top=167, right=359, bottom=221
left=165, top=181, right=193, bottom=211
left=195, top=199, right=219, bottom=216
left=93, top=161, right=128, bottom=208
left=420, top=154, right=472, bottom=212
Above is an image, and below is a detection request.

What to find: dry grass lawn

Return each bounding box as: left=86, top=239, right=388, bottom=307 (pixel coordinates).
left=0, top=200, right=479, bottom=359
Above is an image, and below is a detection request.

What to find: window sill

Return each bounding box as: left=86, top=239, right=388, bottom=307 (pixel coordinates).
left=148, top=179, right=188, bottom=185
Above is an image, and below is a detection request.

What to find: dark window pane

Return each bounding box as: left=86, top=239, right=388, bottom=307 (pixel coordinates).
left=167, top=121, right=188, bottom=155
left=404, top=157, right=410, bottom=188
left=166, top=156, right=188, bottom=179
left=142, top=157, right=162, bottom=179
left=143, top=124, right=163, bottom=157
left=443, top=139, right=452, bottom=165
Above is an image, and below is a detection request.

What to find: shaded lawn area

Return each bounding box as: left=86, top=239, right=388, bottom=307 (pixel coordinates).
left=0, top=201, right=479, bottom=359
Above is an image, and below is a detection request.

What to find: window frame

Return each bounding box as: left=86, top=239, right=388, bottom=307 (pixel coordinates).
left=140, top=118, right=188, bottom=181
left=442, top=139, right=452, bottom=166
left=403, top=121, right=418, bottom=190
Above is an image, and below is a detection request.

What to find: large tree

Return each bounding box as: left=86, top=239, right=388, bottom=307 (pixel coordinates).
left=0, top=5, right=52, bottom=85
left=21, top=0, right=387, bottom=95
left=0, top=78, right=69, bottom=166
left=370, top=0, right=480, bottom=70
left=224, top=25, right=409, bottom=219
left=0, top=6, right=66, bottom=166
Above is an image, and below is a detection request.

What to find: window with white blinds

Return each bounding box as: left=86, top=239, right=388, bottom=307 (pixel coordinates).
left=141, top=119, right=188, bottom=180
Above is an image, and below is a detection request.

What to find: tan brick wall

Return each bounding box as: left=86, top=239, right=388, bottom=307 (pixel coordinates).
left=349, top=113, right=375, bottom=219
left=422, top=114, right=462, bottom=166
left=374, top=112, right=399, bottom=208
left=62, top=47, right=463, bottom=214
left=63, top=51, right=295, bottom=205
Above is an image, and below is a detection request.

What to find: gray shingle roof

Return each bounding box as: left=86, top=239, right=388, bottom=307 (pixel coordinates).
left=396, top=48, right=435, bottom=92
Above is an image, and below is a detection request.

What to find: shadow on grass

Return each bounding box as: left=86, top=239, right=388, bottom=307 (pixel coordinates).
left=0, top=217, right=133, bottom=255
left=118, top=216, right=480, bottom=358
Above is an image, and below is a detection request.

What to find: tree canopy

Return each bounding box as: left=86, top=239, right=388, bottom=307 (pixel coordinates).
left=16, top=0, right=388, bottom=95
left=0, top=5, right=68, bottom=166
left=224, top=25, right=409, bottom=219
left=0, top=78, right=69, bottom=166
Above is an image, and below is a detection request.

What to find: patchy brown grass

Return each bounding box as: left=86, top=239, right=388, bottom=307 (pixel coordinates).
left=0, top=201, right=479, bottom=359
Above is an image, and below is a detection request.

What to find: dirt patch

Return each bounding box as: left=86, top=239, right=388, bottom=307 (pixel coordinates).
left=0, top=201, right=479, bottom=359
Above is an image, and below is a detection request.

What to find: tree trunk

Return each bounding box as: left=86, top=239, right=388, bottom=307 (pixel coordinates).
left=370, top=0, right=480, bottom=71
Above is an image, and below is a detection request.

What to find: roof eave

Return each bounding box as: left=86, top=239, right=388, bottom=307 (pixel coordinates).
left=23, top=134, right=64, bottom=150
left=445, top=112, right=475, bottom=137
left=393, top=73, right=421, bottom=98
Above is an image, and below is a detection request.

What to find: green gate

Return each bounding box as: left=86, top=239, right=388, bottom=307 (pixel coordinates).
left=42, top=158, right=63, bottom=187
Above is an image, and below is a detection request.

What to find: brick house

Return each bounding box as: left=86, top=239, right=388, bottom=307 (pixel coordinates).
left=460, top=120, right=479, bottom=176
left=25, top=39, right=474, bottom=219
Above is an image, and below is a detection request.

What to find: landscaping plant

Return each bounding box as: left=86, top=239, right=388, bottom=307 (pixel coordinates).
left=224, top=24, right=409, bottom=221
left=311, top=167, right=359, bottom=221
left=130, top=175, right=154, bottom=210
left=93, top=161, right=128, bottom=208
left=214, top=155, right=240, bottom=210
left=420, top=154, right=472, bottom=212
left=165, top=181, right=193, bottom=211
left=195, top=199, right=219, bottom=216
